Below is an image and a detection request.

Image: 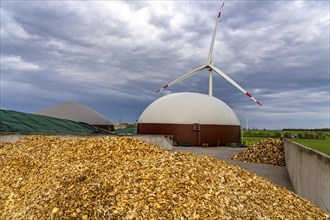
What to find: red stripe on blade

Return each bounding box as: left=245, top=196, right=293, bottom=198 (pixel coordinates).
left=164, top=85, right=169, bottom=89
left=246, top=92, right=252, bottom=98
left=222, top=2, right=225, bottom=8
left=257, top=101, right=262, bottom=106
left=218, top=12, right=221, bottom=17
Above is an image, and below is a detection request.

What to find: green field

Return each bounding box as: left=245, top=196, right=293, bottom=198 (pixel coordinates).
left=288, top=138, right=330, bottom=155
left=242, top=130, right=330, bottom=155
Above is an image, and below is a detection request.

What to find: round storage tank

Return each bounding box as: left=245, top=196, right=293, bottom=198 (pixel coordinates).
left=137, top=92, right=241, bottom=146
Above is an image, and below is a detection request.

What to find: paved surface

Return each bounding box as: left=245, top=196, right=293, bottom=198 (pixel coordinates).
left=171, top=146, right=295, bottom=192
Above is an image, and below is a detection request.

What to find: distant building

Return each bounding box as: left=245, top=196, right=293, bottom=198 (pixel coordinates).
left=114, top=123, right=129, bottom=130
left=291, top=134, right=299, bottom=138
left=37, top=102, right=114, bottom=131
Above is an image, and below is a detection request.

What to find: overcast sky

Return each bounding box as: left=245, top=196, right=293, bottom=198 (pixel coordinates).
left=1, top=1, right=329, bottom=129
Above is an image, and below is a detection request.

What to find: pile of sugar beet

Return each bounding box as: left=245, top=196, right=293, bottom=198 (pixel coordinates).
left=231, top=138, right=286, bottom=166
left=0, top=136, right=328, bottom=219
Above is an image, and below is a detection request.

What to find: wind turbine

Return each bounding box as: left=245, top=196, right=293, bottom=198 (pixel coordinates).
left=246, top=117, right=251, bottom=130
left=156, top=2, right=262, bottom=106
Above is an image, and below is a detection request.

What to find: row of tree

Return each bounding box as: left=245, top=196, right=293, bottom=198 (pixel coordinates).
left=282, top=128, right=330, bottom=131
left=244, top=131, right=327, bottom=140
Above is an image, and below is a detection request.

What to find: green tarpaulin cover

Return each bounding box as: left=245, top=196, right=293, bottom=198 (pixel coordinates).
left=0, top=109, right=104, bottom=134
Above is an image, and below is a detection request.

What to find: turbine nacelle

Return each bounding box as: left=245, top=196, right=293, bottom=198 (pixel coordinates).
left=205, top=64, right=213, bottom=71
left=156, top=2, right=262, bottom=107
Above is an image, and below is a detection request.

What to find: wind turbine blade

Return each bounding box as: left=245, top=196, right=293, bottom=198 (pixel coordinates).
left=156, top=65, right=207, bottom=93
left=207, top=2, right=225, bottom=64
left=210, top=65, right=262, bottom=106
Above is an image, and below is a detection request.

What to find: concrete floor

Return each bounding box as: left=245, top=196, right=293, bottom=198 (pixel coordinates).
left=171, top=146, right=295, bottom=192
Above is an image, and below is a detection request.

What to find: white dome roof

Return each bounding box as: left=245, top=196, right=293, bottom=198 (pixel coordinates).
left=138, top=92, right=240, bottom=125
left=37, top=102, right=113, bottom=125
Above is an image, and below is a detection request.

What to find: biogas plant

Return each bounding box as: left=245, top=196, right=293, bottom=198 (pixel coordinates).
left=1, top=2, right=329, bottom=219
left=138, top=92, right=241, bottom=146
left=138, top=2, right=261, bottom=147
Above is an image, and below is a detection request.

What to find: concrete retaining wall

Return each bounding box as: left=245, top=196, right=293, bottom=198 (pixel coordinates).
left=284, top=139, right=330, bottom=212
left=130, top=135, right=173, bottom=150
left=0, top=133, right=173, bottom=150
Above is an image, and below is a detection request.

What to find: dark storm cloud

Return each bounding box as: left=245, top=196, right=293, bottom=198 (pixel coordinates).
left=1, top=1, right=329, bottom=128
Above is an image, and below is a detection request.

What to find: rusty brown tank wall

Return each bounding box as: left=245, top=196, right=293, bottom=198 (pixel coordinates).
left=137, top=123, right=240, bottom=146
